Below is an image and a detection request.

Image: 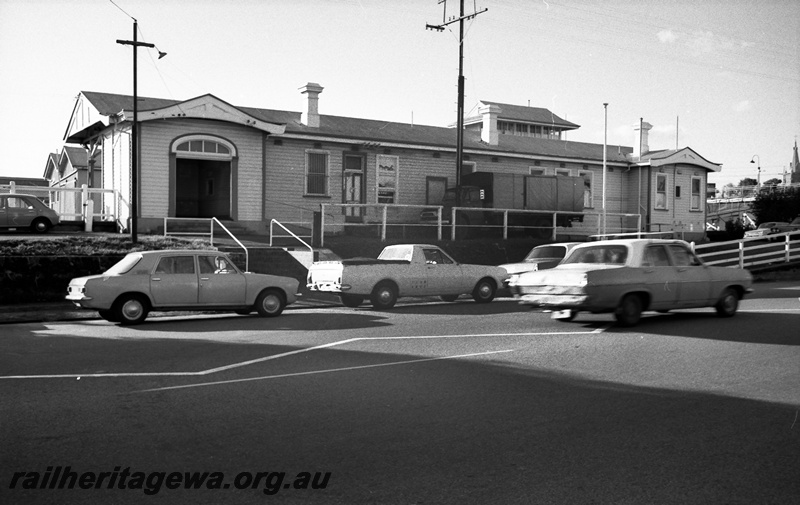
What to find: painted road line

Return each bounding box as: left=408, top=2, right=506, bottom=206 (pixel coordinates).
left=0, top=328, right=609, bottom=380
left=136, top=349, right=518, bottom=393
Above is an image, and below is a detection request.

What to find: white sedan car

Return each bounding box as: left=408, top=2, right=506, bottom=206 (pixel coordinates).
left=499, top=242, right=580, bottom=287
left=509, top=239, right=754, bottom=326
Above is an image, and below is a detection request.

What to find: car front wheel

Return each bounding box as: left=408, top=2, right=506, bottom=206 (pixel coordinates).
left=615, top=294, right=642, bottom=327
left=472, top=278, right=496, bottom=303
left=715, top=287, right=739, bottom=317
left=256, top=289, right=285, bottom=317
left=113, top=294, right=149, bottom=325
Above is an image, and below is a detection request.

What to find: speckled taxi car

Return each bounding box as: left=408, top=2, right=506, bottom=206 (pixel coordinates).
left=67, top=250, right=300, bottom=325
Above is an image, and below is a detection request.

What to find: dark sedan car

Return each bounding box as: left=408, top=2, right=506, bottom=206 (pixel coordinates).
left=0, top=193, right=60, bottom=233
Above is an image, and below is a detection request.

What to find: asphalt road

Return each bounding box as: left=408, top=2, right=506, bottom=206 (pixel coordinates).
left=2, top=286, right=799, bottom=504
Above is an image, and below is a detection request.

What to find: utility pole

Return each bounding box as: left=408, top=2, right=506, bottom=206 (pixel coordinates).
left=427, top=0, right=487, bottom=205
left=117, top=20, right=157, bottom=244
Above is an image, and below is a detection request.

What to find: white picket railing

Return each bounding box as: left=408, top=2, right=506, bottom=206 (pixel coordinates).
left=693, top=231, right=800, bottom=269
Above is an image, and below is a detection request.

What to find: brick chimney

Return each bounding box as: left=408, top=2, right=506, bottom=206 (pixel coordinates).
left=633, top=120, right=653, bottom=159
left=479, top=103, right=502, bottom=145
left=300, top=82, right=324, bottom=128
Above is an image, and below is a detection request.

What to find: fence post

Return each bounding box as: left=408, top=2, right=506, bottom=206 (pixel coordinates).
left=312, top=211, right=322, bottom=247
left=551, top=213, right=557, bottom=241
left=82, top=185, right=93, bottom=232
left=503, top=211, right=508, bottom=240
left=785, top=235, right=790, bottom=263
left=739, top=241, right=744, bottom=269
left=320, top=204, right=326, bottom=248
left=381, top=205, right=387, bottom=241
left=84, top=201, right=94, bottom=232
left=437, top=208, right=442, bottom=242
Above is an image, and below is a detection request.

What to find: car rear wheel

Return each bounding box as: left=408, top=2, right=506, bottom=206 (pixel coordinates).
left=472, top=278, right=496, bottom=303
left=615, top=294, right=642, bottom=327
left=370, top=282, right=398, bottom=310
left=113, top=294, right=149, bottom=325
left=256, top=289, right=285, bottom=317
left=340, top=294, right=364, bottom=308
left=30, top=218, right=51, bottom=234
left=715, top=287, right=739, bottom=317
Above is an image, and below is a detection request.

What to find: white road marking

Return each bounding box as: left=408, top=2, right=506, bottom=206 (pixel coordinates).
left=137, top=349, right=517, bottom=393
left=0, top=328, right=609, bottom=380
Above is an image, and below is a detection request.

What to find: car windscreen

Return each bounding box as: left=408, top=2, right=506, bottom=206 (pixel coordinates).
left=562, top=245, right=628, bottom=265
left=379, top=246, right=413, bottom=261
left=525, top=246, right=566, bottom=261
left=104, top=254, right=143, bottom=275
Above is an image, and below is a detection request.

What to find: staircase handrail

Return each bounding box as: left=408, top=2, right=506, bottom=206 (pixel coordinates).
left=270, top=219, right=313, bottom=256
left=211, top=218, right=249, bottom=272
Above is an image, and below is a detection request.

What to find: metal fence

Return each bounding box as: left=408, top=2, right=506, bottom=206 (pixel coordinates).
left=318, top=203, right=642, bottom=245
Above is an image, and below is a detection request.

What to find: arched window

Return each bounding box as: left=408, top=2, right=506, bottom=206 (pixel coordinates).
left=172, top=135, right=235, bottom=159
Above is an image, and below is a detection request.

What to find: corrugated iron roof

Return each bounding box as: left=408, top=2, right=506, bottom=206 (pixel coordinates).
left=79, top=91, right=631, bottom=164
left=468, top=100, right=580, bottom=130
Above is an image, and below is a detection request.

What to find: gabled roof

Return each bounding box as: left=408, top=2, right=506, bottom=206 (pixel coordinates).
left=636, top=147, right=721, bottom=172
left=60, top=146, right=89, bottom=169
left=463, top=100, right=580, bottom=130
left=75, top=91, right=285, bottom=136
left=42, top=153, right=59, bottom=179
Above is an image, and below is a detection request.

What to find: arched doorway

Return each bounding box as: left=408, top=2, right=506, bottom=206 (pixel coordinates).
left=171, top=136, right=236, bottom=220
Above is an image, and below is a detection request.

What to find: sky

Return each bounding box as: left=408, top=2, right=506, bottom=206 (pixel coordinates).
left=1, top=0, right=798, bottom=189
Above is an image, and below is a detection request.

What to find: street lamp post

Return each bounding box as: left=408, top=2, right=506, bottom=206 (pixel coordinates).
left=117, top=20, right=156, bottom=244
left=750, top=155, right=761, bottom=190
left=602, top=103, right=608, bottom=236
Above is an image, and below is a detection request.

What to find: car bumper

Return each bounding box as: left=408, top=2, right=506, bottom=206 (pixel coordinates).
left=65, top=294, right=102, bottom=309
left=306, top=282, right=344, bottom=293
left=517, top=293, right=589, bottom=308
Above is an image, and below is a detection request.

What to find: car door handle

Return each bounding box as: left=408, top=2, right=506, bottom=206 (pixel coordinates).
left=152, top=277, right=161, bottom=281
left=200, top=277, right=210, bottom=281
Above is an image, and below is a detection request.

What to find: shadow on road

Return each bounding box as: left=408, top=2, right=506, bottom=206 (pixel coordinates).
left=3, top=332, right=798, bottom=505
